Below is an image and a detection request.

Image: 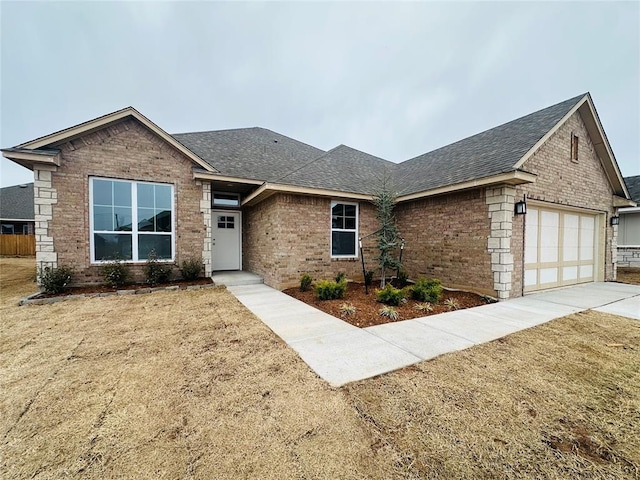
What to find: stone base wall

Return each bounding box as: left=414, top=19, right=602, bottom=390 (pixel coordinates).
left=618, top=247, right=640, bottom=267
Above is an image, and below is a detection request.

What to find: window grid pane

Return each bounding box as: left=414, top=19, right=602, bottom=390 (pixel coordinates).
left=92, top=179, right=173, bottom=262
left=331, top=202, right=357, bottom=257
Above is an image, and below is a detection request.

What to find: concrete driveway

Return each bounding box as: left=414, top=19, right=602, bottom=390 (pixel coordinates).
left=228, top=282, right=640, bottom=387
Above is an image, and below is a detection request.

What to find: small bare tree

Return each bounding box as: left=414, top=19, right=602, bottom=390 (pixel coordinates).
left=373, top=173, right=401, bottom=288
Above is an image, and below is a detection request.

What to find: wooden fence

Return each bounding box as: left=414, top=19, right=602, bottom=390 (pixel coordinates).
left=0, top=235, right=36, bottom=256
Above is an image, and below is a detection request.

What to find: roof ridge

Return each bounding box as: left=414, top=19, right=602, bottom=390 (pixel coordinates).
left=274, top=146, right=342, bottom=183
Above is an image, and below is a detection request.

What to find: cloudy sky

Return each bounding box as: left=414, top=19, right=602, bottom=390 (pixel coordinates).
left=1, top=1, right=638, bottom=188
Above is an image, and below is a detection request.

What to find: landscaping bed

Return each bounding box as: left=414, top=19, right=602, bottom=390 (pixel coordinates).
left=31, top=276, right=213, bottom=298
left=283, top=282, right=493, bottom=327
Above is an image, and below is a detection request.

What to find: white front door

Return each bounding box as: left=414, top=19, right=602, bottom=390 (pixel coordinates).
left=212, top=211, right=241, bottom=271
left=524, top=206, right=599, bottom=292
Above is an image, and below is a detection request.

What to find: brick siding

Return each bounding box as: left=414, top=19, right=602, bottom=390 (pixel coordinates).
left=395, top=188, right=495, bottom=296
left=48, top=118, right=206, bottom=284
left=243, top=193, right=378, bottom=289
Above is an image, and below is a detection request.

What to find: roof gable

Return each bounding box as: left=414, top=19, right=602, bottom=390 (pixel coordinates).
left=394, top=94, right=586, bottom=196
left=276, top=145, right=396, bottom=195
left=6, top=107, right=215, bottom=172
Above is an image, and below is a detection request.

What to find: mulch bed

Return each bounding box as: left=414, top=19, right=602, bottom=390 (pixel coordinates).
left=283, top=282, right=494, bottom=328
left=33, top=277, right=213, bottom=298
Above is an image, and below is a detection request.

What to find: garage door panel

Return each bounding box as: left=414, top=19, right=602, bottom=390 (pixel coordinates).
left=524, top=206, right=599, bottom=292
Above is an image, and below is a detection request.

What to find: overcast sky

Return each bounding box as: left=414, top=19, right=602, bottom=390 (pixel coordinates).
left=1, top=1, right=638, bottom=188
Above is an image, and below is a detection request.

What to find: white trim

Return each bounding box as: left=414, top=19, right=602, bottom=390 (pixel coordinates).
left=0, top=218, right=34, bottom=222
left=243, top=182, right=373, bottom=206
left=618, top=244, right=640, bottom=248
left=619, top=207, right=640, bottom=214
left=193, top=170, right=263, bottom=185
left=330, top=200, right=359, bottom=259
left=396, top=171, right=537, bottom=203
left=211, top=209, right=242, bottom=270
left=89, top=177, right=175, bottom=263
left=13, top=107, right=215, bottom=173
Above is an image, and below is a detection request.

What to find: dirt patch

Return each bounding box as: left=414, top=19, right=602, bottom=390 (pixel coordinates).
left=283, top=282, right=492, bottom=327
left=617, top=267, right=640, bottom=285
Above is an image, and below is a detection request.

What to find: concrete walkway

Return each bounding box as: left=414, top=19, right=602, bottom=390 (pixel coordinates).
left=228, top=282, right=640, bottom=387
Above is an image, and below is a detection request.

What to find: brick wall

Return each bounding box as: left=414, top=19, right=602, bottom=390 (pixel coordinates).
left=49, top=118, right=207, bottom=284
left=395, top=188, right=494, bottom=296
left=512, top=109, right=617, bottom=295
left=243, top=193, right=378, bottom=289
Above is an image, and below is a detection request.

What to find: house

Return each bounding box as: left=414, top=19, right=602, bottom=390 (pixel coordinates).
left=0, top=183, right=35, bottom=235
left=2, top=92, right=634, bottom=299
left=618, top=175, right=640, bottom=267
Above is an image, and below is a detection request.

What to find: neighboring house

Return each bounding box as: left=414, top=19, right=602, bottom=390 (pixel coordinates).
left=2, top=92, right=634, bottom=299
left=0, top=183, right=35, bottom=234
left=618, top=175, right=640, bottom=267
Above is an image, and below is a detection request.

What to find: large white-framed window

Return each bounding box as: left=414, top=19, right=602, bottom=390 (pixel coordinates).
left=331, top=201, right=358, bottom=258
left=90, top=177, right=175, bottom=262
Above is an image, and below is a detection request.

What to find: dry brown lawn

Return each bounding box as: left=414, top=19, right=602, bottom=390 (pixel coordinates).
left=1, top=257, right=639, bottom=479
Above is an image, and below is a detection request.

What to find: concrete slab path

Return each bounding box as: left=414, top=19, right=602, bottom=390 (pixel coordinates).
left=228, top=281, right=640, bottom=387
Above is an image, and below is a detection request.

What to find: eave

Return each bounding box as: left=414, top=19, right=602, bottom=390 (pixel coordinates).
left=395, top=170, right=537, bottom=203
left=1, top=147, right=61, bottom=170
left=242, top=183, right=374, bottom=207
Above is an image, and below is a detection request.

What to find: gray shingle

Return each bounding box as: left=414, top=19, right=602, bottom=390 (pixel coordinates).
left=173, top=127, right=325, bottom=182
left=276, top=145, right=396, bottom=195
left=624, top=175, right=640, bottom=203
left=394, top=94, right=587, bottom=195
left=0, top=183, right=34, bottom=220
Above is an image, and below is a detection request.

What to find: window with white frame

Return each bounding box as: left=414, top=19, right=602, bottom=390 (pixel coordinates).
left=331, top=201, right=358, bottom=257
left=90, top=178, right=174, bottom=262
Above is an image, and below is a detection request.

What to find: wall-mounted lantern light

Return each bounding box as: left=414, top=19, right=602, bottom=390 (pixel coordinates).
left=514, top=195, right=527, bottom=215
left=610, top=216, right=620, bottom=226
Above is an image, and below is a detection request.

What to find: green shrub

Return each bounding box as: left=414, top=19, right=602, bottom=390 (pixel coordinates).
left=376, top=283, right=405, bottom=306
left=411, top=277, right=443, bottom=303
left=39, top=264, right=74, bottom=294
left=379, top=306, right=399, bottom=320
left=300, top=273, right=313, bottom=292
left=314, top=279, right=347, bottom=300
left=334, top=271, right=346, bottom=283
left=364, top=270, right=375, bottom=287
left=145, top=250, right=173, bottom=286
left=180, top=257, right=202, bottom=281
left=100, top=259, right=131, bottom=288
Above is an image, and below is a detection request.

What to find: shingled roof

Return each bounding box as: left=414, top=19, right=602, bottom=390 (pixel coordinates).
left=624, top=175, right=640, bottom=203
left=0, top=183, right=34, bottom=220
left=173, top=127, right=325, bottom=182
left=394, top=94, right=586, bottom=196
left=276, top=145, right=396, bottom=195
left=173, top=94, right=587, bottom=197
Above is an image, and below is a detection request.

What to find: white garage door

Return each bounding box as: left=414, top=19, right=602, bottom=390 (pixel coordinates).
left=524, top=206, right=599, bottom=292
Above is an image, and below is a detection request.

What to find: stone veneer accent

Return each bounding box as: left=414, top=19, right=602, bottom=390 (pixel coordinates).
left=618, top=246, right=640, bottom=267
left=485, top=185, right=516, bottom=300
left=200, top=182, right=212, bottom=276
left=34, top=167, right=58, bottom=276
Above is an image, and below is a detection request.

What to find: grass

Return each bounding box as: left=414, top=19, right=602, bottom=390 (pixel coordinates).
left=1, top=257, right=639, bottom=478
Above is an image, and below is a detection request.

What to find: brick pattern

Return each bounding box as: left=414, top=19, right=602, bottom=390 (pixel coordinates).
left=47, top=118, right=207, bottom=284
left=243, top=193, right=378, bottom=289
left=485, top=186, right=516, bottom=300
left=512, top=110, right=617, bottom=295
left=200, top=182, right=212, bottom=276
left=618, top=246, right=640, bottom=267
left=34, top=167, right=58, bottom=276
left=395, top=189, right=495, bottom=296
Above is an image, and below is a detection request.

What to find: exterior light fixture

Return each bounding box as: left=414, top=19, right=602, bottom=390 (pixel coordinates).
left=610, top=216, right=620, bottom=226
left=514, top=195, right=527, bottom=215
